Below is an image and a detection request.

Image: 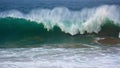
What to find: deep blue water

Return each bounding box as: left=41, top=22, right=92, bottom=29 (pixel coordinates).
left=0, top=0, right=120, bottom=12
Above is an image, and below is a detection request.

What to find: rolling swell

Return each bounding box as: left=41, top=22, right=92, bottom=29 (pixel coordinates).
left=0, top=17, right=120, bottom=48
left=0, top=17, right=120, bottom=37
left=0, top=5, right=120, bottom=35
left=0, top=5, right=120, bottom=48
left=0, top=17, right=70, bottom=48
left=0, top=17, right=66, bottom=39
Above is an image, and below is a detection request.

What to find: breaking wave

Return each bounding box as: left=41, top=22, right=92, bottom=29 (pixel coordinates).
left=0, top=5, right=120, bottom=35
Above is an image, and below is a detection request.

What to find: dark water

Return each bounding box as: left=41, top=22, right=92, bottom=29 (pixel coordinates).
left=0, top=0, right=120, bottom=68
left=0, top=0, right=120, bottom=12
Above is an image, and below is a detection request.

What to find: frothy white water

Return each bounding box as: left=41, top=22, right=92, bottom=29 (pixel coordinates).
left=0, top=46, right=120, bottom=68
left=118, top=32, right=120, bottom=38
left=0, top=5, right=120, bottom=35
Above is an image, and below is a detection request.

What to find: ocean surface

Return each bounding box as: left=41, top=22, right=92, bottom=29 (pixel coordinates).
left=0, top=0, right=120, bottom=68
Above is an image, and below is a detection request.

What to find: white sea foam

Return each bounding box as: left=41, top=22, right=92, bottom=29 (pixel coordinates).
left=119, top=32, right=120, bottom=38
left=0, top=46, right=120, bottom=68
left=0, top=5, right=120, bottom=35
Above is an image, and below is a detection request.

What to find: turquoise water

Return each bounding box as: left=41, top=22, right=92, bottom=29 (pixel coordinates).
left=0, top=17, right=119, bottom=48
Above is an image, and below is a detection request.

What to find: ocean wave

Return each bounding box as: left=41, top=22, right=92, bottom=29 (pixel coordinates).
left=0, top=5, right=120, bottom=35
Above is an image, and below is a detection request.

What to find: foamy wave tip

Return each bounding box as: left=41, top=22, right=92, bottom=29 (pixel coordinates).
left=0, top=5, right=120, bottom=35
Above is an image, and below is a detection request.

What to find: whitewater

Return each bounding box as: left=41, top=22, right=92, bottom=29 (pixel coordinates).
left=0, top=46, right=120, bottom=68
left=0, top=5, right=120, bottom=35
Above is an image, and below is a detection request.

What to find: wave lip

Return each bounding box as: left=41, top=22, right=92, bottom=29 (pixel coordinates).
left=0, top=5, right=120, bottom=35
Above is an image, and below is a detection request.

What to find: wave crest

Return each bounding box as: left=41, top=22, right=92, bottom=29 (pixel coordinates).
left=0, top=5, right=120, bottom=35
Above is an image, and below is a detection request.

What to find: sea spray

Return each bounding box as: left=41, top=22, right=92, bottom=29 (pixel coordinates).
left=0, top=5, right=120, bottom=35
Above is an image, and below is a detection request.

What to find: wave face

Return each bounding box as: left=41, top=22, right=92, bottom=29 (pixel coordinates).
left=0, top=5, right=120, bottom=35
